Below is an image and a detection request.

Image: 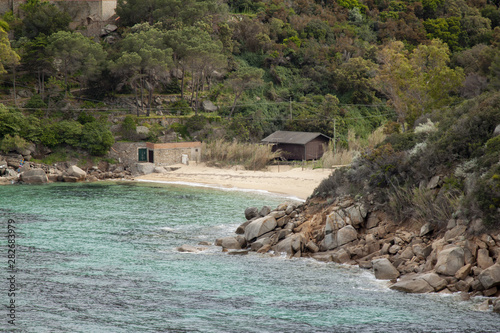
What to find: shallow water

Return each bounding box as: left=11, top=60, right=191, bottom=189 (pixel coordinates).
left=1, top=182, right=499, bottom=332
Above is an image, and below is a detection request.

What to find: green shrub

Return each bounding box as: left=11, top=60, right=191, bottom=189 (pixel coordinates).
left=185, top=115, right=208, bottom=133
left=170, top=99, right=192, bottom=115
left=24, top=94, right=47, bottom=110
left=54, top=120, right=83, bottom=146
left=80, top=122, right=114, bottom=156
left=382, top=132, right=423, bottom=152
left=121, top=115, right=137, bottom=140
left=472, top=165, right=500, bottom=226
left=147, top=123, right=164, bottom=142
left=77, top=111, right=96, bottom=125
left=169, top=122, right=188, bottom=140
left=0, top=134, right=28, bottom=153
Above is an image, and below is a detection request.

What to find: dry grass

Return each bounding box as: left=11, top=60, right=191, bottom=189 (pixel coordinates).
left=388, top=185, right=461, bottom=226
left=201, top=139, right=281, bottom=170
left=321, top=127, right=386, bottom=168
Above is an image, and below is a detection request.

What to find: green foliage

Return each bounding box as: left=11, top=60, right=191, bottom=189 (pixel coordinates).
left=146, top=123, right=164, bottom=142
left=170, top=100, right=192, bottom=115
left=472, top=165, right=500, bottom=226
left=169, top=122, right=189, bottom=139
left=24, top=94, right=47, bottom=110
left=337, top=0, right=368, bottom=13
left=0, top=25, right=20, bottom=74
left=121, top=115, right=137, bottom=140
left=0, top=134, right=28, bottom=153
left=423, top=17, right=462, bottom=51
left=185, top=115, right=208, bottom=133
left=382, top=132, right=422, bottom=151
left=80, top=122, right=114, bottom=156
left=15, top=0, right=71, bottom=39
left=77, top=112, right=96, bottom=125
left=54, top=120, right=84, bottom=147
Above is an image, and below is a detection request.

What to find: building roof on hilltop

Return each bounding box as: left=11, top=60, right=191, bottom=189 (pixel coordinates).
left=261, top=131, right=331, bottom=145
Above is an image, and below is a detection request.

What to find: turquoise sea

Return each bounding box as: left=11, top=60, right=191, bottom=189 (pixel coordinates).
left=1, top=182, right=500, bottom=332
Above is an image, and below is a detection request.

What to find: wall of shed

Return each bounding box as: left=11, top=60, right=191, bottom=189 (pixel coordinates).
left=304, top=137, right=328, bottom=160
left=272, top=143, right=305, bottom=160
left=108, top=142, right=147, bottom=167
left=152, top=147, right=201, bottom=166
left=272, top=138, right=328, bottom=160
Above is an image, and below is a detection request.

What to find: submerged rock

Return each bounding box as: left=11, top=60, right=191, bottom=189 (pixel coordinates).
left=177, top=244, right=201, bottom=253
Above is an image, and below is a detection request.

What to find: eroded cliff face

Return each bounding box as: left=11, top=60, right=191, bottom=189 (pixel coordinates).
left=217, top=196, right=500, bottom=312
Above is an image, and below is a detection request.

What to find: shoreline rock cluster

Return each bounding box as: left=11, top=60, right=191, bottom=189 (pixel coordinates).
left=215, top=197, right=500, bottom=313
left=0, top=153, right=133, bottom=185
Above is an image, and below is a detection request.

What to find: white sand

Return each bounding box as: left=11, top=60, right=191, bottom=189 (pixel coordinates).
left=135, top=163, right=334, bottom=200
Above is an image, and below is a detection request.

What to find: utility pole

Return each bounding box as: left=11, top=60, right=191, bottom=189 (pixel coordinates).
left=333, top=118, right=336, bottom=154
left=289, top=97, right=292, bottom=120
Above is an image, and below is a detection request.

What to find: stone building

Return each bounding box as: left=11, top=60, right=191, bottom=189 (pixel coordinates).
left=144, top=142, right=202, bottom=166
left=109, top=142, right=202, bottom=168
left=0, top=0, right=117, bottom=35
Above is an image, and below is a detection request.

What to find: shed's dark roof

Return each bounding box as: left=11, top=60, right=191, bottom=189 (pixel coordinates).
left=261, top=131, right=331, bottom=145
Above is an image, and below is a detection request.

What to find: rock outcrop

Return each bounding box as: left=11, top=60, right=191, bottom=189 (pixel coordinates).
left=215, top=195, right=500, bottom=310
left=21, top=169, right=48, bottom=184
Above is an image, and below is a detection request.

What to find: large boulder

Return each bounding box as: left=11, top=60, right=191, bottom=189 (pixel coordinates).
left=477, top=248, right=494, bottom=269
left=337, top=225, right=358, bottom=246
left=325, top=210, right=346, bottom=233
left=273, top=234, right=305, bottom=255
left=201, top=100, right=218, bottom=112
left=420, top=273, right=448, bottom=291
left=244, top=207, right=259, bottom=220
left=66, top=165, right=86, bottom=180
left=372, top=258, right=400, bottom=280
left=435, top=246, right=464, bottom=276
left=345, top=204, right=366, bottom=227
left=219, top=236, right=244, bottom=250
left=391, top=276, right=434, bottom=294
left=478, top=263, right=500, bottom=289
left=21, top=169, right=48, bottom=184
left=322, top=225, right=358, bottom=250
left=135, top=163, right=155, bottom=175
left=136, top=126, right=150, bottom=140
left=244, top=216, right=277, bottom=242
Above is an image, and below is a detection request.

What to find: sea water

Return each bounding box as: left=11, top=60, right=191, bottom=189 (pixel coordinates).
left=1, top=182, right=499, bottom=332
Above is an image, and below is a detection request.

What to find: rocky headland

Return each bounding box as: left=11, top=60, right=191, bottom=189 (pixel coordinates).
left=213, top=197, right=500, bottom=313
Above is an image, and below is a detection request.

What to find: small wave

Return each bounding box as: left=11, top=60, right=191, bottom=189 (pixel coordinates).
left=136, top=179, right=305, bottom=202
left=159, top=226, right=178, bottom=232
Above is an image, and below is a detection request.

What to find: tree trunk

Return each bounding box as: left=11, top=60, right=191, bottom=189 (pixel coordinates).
left=195, top=73, right=201, bottom=115
left=140, top=76, right=144, bottom=112
left=147, top=73, right=153, bottom=117
left=229, top=92, right=241, bottom=118
left=134, top=86, right=139, bottom=117
left=180, top=65, right=185, bottom=100
left=13, top=65, right=17, bottom=107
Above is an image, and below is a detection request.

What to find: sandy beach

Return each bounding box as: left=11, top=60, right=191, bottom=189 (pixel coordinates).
left=135, top=163, right=334, bottom=200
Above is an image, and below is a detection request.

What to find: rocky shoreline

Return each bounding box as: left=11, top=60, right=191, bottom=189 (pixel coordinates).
left=211, top=197, right=500, bottom=313
left=0, top=152, right=134, bottom=185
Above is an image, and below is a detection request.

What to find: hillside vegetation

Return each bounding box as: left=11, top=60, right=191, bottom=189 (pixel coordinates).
left=0, top=0, right=499, bottom=222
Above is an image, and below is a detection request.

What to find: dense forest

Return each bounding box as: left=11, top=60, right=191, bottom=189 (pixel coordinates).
left=1, top=0, right=498, bottom=147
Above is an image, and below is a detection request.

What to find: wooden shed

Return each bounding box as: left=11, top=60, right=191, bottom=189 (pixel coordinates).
left=261, top=131, right=331, bottom=160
